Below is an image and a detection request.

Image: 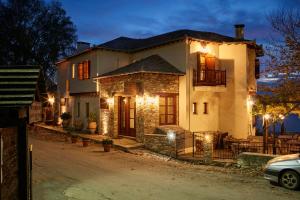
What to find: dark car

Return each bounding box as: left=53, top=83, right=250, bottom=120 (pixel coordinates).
left=264, top=154, right=300, bottom=190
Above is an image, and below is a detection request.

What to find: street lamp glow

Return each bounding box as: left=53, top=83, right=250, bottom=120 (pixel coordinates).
left=279, top=114, right=285, bottom=120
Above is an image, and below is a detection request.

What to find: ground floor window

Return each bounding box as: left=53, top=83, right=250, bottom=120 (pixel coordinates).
left=86, top=102, right=89, bottom=117
left=159, top=94, right=176, bottom=125
left=77, top=102, right=80, bottom=117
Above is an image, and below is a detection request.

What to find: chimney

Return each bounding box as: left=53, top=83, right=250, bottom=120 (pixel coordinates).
left=234, top=24, right=245, bottom=39
left=76, top=41, right=90, bottom=53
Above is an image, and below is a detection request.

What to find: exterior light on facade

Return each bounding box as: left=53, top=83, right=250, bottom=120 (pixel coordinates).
left=167, top=130, right=176, bottom=142
left=279, top=114, right=285, bottom=120
left=264, top=114, right=271, bottom=120
left=204, top=133, right=212, bottom=142
left=145, top=95, right=159, bottom=105
left=247, top=98, right=254, bottom=107
left=48, top=96, right=55, bottom=105
left=106, top=98, right=114, bottom=106
left=136, top=96, right=144, bottom=105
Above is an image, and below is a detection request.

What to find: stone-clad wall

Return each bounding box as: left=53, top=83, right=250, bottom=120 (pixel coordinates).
left=144, top=134, right=176, bottom=157
left=99, top=73, right=180, bottom=142
left=1, top=127, right=18, bottom=200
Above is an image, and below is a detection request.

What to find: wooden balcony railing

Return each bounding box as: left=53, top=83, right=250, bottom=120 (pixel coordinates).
left=193, top=69, right=226, bottom=86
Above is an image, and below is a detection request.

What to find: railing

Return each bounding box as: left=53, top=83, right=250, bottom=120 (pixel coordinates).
left=193, top=69, right=226, bottom=86
left=177, top=132, right=300, bottom=160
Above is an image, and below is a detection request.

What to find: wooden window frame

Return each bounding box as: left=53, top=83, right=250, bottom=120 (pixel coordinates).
left=203, top=102, right=208, bottom=114
left=159, top=94, right=177, bottom=125
left=77, top=60, right=90, bottom=80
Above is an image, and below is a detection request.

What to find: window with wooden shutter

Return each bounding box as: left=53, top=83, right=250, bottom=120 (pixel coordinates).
left=83, top=60, right=90, bottom=79
left=78, top=63, right=83, bottom=80
left=205, top=57, right=215, bottom=70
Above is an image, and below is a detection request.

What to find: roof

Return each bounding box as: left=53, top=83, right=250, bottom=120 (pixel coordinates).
left=98, top=29, right=251, bottom=52
left=0, top=65, right=40, bottom=107
left=57, top=28, right=261, bottom=64
left=97, top=55, right=185, bottom=78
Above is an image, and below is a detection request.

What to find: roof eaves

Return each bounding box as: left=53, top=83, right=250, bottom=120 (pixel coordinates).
left=94, top=70, right=185, bottom=79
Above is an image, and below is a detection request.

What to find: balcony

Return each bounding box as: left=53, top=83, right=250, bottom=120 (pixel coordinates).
left=193, top=69, right=226, bottom=87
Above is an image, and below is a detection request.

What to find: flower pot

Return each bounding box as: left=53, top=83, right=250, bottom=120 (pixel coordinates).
left=71, top=136, right=78, bottom=143
left=103, top=144, right=111, bottom=152
left=82, top=138, right=90, bottom=147
left=88, top=122, right=97, bottom=134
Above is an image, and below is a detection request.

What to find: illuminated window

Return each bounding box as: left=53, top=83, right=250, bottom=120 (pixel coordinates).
left=159, top=95, right=176, bottom=125
left=72, top=64, right=75, bottom=79
left=77, top=61, right=90, bottom=80
left=78, top=63, right=83, bottom=80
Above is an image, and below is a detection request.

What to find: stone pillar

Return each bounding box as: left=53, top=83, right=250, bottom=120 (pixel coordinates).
left=203, top=132, right=213, bottom=163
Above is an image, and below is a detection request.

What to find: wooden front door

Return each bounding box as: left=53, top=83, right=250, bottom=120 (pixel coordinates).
left=119, top=96, right=136, bottom=137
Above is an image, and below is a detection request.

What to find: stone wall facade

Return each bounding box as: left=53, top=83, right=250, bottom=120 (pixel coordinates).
left=99, top=73, right=180, bottom=142
left=1, top=127, right=18, bottom=200
left=144, top=134, right=176, bottom=157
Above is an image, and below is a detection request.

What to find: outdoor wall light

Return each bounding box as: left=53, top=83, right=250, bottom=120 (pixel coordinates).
left=145, top=95, right=159, bottom=106
left=263, top=114, right=271, bottom=120
left=106, top=98, right=114, bottom=106
left=167, top=130, right=176, bottom=142
left=279, top=114, right=285, bottom=120
left=204, top=134, right=212, bottom=143
left=48, top=96, right=55, bottom=105
left=136, top=96, right=144, bottom=105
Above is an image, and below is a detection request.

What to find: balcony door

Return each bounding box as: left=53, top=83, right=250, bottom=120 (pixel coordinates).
left=205, top=56, right=216, bottom=83
left=119, top=96, right=136, bottom=137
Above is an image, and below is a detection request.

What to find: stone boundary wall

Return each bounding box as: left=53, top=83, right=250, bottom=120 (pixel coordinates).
left=29, top=124, right=68, bottom=142
left=144, top=134, right=176, bottom=157
left=237, top=152, right=277, bottom=170
left=1, top=127, right=18, bottom=200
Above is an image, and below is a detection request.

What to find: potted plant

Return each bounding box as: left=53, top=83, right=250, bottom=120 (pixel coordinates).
left=74, top=118, right=83, bottom=131
left=102, top=138, right=113, bottom=152
left=71, top=134, right=78, bottom=143
left=88, top=112, right=97, bottom=134
left=82, top=138, right=90, bottom=147
left=60, top=112, right=71, bottom=129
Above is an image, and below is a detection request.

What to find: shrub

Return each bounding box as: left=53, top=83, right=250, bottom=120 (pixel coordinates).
left=60, top=112, right=71, bottom=120
left=102, top=138, right=113, bottom=145
left=88, top=112, right=97, bottom=122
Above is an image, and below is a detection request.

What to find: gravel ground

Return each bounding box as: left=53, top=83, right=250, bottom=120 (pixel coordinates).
left=30, top=134, right=300, bottom=200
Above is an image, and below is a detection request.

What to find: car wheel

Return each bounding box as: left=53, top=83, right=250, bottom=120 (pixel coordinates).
left=280, top=170, right=300, bottom=190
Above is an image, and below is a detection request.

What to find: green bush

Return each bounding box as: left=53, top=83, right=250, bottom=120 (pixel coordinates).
left=88, top=112, right=97, bottom=122
left=60, top=112, right=71, bottom=120
left=102, top=138, right=113, bottom=145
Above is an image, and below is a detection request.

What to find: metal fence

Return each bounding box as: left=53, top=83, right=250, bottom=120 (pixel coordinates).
left=176, top=132, right=300, bottom=160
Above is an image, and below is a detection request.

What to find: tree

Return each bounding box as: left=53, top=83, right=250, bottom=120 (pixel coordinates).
left=255, top=8, right=300, bottom=120
left=0, top=0, right=77, bottom=88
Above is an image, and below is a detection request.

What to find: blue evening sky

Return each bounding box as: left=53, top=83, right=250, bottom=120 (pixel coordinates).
left=59, top=0, right=300, bottom=45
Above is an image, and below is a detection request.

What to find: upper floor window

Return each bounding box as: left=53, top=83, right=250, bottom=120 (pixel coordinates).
left=77, top=60, right=90, bottom=80
left=72, top=64, right=75, bottom=79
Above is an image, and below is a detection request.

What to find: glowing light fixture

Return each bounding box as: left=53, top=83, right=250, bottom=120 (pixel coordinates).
left=279, top=114, right=285, bottom=120
left=48, top=96, right=55, bottom=105
left=167, top=130, right=176, bottom=141
left=106, top=98, right=114, bottom=106
left=264, top=114, right=271, bottom=120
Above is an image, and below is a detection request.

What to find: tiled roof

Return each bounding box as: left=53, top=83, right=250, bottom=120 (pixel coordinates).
left=98, top=29, right=250, bottom=52
left=0, top=65, right=40, bottom=107
left=97, top=55, right=185, bottom=78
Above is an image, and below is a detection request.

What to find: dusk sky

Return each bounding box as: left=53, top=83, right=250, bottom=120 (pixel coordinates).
left=60, top=0, right=300, bottom=45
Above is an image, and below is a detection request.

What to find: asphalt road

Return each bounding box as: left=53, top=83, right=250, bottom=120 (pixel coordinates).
left=30, top=134, right=300, bottom=200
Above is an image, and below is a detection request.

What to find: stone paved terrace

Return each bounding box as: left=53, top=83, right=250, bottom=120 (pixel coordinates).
left=33, top=123, right=144, bottom=151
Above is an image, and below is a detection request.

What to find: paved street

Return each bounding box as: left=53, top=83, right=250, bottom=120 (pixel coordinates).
left=31, top=134, right=300, bottom=200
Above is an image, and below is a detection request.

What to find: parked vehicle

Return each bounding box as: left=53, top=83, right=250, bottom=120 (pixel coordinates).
left=264, top=154, right=300, bottom=190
